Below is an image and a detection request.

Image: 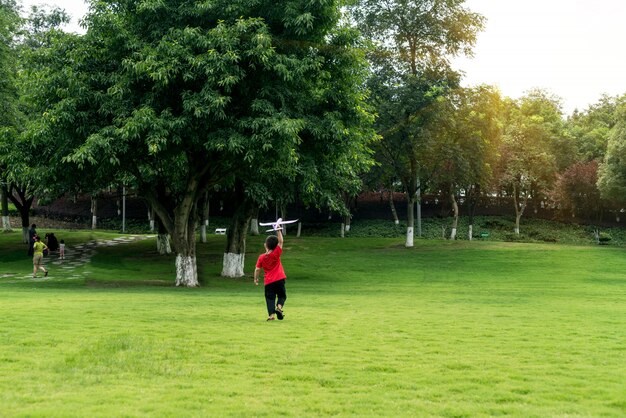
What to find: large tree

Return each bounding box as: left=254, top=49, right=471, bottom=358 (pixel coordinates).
left=0, top=0, right=20, bottom=232
left=455, top=85, right=504, bottom=239
left=497, top=91, right=561, bottom=234
left=598, top=97, right=626, bottom=204
left=0, top=5, right=74, bottom=241
left=220, top=25, right=377, bottom=277
left=349, top=0, right=484, bottom=246
left=34, top=0, right=374, bottom=286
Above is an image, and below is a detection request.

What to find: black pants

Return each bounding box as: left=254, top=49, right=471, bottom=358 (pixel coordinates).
left=265, top=279, right=287, bottom=315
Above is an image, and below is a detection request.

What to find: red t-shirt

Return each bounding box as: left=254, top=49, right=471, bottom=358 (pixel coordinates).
left=256, top=245, right=286, bottom=285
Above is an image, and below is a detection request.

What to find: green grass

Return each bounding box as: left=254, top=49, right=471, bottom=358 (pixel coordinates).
left=0, top=231, right=625, bottom=417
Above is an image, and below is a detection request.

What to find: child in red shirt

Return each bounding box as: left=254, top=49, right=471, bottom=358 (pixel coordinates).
left=254, top=229, right=287, bottom=321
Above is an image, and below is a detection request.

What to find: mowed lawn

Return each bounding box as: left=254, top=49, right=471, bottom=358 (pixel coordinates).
left=0, top=231, right=625, bottom=417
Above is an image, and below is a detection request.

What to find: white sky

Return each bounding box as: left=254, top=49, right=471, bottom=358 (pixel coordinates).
left=454, top=0, right=626, bottom=115
left=19, top=0, right=626, bottom=116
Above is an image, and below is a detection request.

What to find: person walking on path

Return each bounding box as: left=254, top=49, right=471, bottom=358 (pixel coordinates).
left=32, top=236, right=49, bottom=278
left=254, top=228, right=287, bottom=321
left=27, top=224, right=37, bottom=256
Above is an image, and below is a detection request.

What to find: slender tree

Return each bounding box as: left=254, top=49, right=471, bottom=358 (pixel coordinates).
left=497, top=91, right=560, bottom=234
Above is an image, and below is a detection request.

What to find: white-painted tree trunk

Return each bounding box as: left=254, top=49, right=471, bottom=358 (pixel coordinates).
left=405, top=227, right=414, bottom=247
left=91, top=197, right=97, bottom=230
left=345, top=224, right=351, bottom=232
left=222, top=252, right=245, bottom=277
left=175, top=254, right=199, bottom=287
left=157, top=234, right=172, bottom=254
left=200, top=217, right=210, bottom=243
left=468, top=224, right=473, bottom=241
left=389, top=190, right=399, bottom=225
left=297, top=222, right=302, bottom=237
left=22, top=226, right=29, bottom=243
left=450, top=191, right=458, bottom=240
left=514, top=226, right=520, bottom=234
left=341, top=223, right=345, bottom=238
left=250, top=219, right=259, bottom=235
left=147, top=208, right=155, bottom=232
left=2, top=216, right=11, bottom=232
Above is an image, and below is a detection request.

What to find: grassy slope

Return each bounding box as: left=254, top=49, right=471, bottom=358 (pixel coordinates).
left=0, top=231, right=624, bottom=417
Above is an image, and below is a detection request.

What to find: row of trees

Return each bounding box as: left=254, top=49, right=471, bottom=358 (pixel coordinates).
left=346, top=1, right=626, bottom=246
left=1, top=0, right=625, bottom=285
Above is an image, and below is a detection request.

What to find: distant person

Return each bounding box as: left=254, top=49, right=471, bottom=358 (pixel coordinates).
left=32, top=236, right=49, bottom=278
left=46, top=232, right=59, bottom=252
left=254, top=228, right=287, bottom=321
left=59, top=239, right=65, bottom=260
left=27, top=224, right=37, bottom=256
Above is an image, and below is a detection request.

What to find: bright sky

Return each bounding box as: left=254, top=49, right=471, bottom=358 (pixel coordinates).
left=454, top=0, right=626, bottom=115
left=19, top=0, right=626, bottom=116
left=20, top=0, right=88, bottom=33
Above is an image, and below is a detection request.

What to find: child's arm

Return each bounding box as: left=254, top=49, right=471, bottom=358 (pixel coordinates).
left=253, top=267, right=261, bottom=285
left=277, top=228, right=284, bottom=248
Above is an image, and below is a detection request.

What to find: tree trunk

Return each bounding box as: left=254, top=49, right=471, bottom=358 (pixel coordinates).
left=403, top=157, right=419, bottom=247
left=280, top=205, right=287, bottom=236
left=8, top=186, right=33, bottom=243
left=91, top=196, right=98, bottom=230
left=406, top=194, right=415, bottom=247
left=249, top=207, right=259, bottom=236
left=1, top=183, right=11, bottom=232
left=169, top=205, right=199, bottom=287
left=155, top=216, right=171, bottom=255
left=297, top=221, right=302, bottom=237
left=512, top=184, right=527, bottom=234
left=157, top=234, right=172, bottom=255
left=200, top=192, right=210, bottom=243
left=467, top=184, right=480, bottom=241
left=416, top=177, right=422, bottom=237
left=145, top=175, right=209, bottom=287
left=222, top=184, right=255, bottom=278
left=388, top=190, right=399, bottom=225
left=450, top=191, right=458, bottom=240
left=222, top=215, right=252, bottom=277
left=175, top=253, right=197, bottom=287
left=148, top=206, right=155, bottom=232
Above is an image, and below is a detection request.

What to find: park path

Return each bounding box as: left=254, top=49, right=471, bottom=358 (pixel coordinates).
left=0, top=235, right=154, bottom=284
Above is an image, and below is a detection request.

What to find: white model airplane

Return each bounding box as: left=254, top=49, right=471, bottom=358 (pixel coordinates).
left=259, top=217, right=299, bottom=232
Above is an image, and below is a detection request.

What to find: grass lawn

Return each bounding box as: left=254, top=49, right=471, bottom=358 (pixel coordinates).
left=0, top=230, right=625, bottom=417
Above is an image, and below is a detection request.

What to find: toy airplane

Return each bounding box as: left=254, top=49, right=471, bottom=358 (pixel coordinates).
left=259, top=218, right=299, bottom=232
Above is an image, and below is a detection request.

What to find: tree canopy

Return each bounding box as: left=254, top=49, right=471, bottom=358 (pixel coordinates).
left=28, top=0, right=376, bottom=286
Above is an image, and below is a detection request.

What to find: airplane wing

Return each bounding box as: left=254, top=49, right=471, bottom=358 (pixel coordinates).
left=279, top=219, right=299, bottom=225
left=259, top=222, right=274, bottom=226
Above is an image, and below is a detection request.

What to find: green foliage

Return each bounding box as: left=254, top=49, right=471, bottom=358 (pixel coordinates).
left=301, top=216, right=626, bottom=246
left=598, top=96, right=626, bottom=203
left=598, top=231, right=612, bottom=243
